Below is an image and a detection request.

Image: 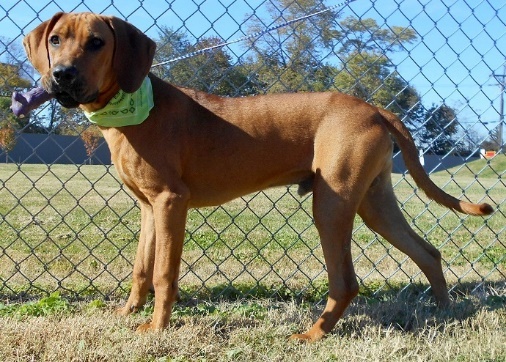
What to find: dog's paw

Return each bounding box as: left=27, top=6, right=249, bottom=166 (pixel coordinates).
left=288, top=333, right=312, bottom=342
left=288, top=331, right=325, bottom=343
left=115, top=304, right=138, bottom=316
left=136, top=322, right=156, bottom=333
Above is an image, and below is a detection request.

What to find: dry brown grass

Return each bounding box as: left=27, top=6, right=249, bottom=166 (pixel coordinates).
left=0, top=291, right=504, bottom=361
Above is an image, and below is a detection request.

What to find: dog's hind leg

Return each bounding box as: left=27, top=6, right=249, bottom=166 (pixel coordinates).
left=357, top=170, right=450, bottom=306
left=289, top=119, right=394, bottom=342
left=117, top=202, right=156, bottom=315
left=290, top=172, right=361, bottom=342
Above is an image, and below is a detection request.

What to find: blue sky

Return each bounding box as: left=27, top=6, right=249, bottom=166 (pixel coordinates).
left=1, top=0, right=505, bottom=139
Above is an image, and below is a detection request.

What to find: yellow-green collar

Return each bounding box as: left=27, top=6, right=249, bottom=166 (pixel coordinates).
left=84, top=77, right=154, bottom=127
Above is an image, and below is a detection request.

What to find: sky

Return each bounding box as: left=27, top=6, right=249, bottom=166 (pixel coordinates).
left=1, top=0, right=505, bottom=140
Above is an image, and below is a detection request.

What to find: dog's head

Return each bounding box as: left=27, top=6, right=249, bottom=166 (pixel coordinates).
left=23, top=12, right=156, bottom=110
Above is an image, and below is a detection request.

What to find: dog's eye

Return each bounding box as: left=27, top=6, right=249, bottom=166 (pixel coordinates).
left=49, top=35, right=60, bottom=46
left=88, top=37, right=104, bottom=50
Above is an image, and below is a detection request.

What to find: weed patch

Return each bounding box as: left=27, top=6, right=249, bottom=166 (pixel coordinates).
left=0, top=292, right=71, bottom=317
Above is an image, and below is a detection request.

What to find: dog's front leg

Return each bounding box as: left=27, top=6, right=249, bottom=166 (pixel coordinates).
left=136, top=189, right=189, bottom=332
left=117, top=202, right=156, bottom=316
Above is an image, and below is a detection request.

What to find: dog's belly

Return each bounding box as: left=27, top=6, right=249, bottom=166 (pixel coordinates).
left=185, top=168, right=313, bottom=208
left=182, top=136, right=314, bottom=207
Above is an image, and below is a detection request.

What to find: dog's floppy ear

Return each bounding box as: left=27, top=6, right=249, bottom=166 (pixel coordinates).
left=104, top=16, right=156, bottom=93
left=23, top=12, right=65, bottom=75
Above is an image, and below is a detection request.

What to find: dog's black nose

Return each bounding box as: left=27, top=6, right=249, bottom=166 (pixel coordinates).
left=52, top=65, right=78, bottom=84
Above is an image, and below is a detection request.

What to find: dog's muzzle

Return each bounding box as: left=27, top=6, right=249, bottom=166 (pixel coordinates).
left=47, top=65, right=98, bottom=108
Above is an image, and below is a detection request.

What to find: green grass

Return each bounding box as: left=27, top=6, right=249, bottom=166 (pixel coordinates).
left=0, top=161, right=504, bottom=302
left=0, top=292, right=72, bottom=317
left=0, top=161, right=504, bottom=361
left=437, top=154, right=505, bottom=179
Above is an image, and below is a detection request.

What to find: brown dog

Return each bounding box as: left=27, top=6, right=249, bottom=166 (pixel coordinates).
left=23, top=12, right=493, bottom=341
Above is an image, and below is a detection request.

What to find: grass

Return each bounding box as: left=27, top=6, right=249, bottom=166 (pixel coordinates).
left=0, top=158, right=506, bottom=298
left=1, top=159, right=503, bottom=300
left=0, top=158, right=504, bottom=360
left=0, top=288, right=504, bottom=361
left=440, top=154, right=506, bottom=179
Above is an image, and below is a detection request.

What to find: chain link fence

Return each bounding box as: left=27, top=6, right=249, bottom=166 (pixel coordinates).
left=0, top=0, right=504, bottom=304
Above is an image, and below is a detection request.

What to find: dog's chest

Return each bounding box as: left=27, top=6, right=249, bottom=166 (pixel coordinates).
left=113, top=159, right=149, bottom=202
left=101, top=129, right=149, bottom=201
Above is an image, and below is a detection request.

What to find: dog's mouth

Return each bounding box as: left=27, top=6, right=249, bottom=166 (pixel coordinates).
left=43, top=75, right=99, bottom=108
left=54, top=91, right=82, bottom=108
left=52, top=88, right=99, bottom=108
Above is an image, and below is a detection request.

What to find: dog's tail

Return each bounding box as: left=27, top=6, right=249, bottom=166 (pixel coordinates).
left=377, top=108, right=493, bottom=216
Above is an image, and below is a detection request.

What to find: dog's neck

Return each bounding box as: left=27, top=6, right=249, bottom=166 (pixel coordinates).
left=80, top=77, right=154, bottom=128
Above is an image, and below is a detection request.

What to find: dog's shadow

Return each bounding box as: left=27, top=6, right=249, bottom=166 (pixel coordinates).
left=330, top=280, right=505, bottom=336
left=164, top=280, right=505, bottom=337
